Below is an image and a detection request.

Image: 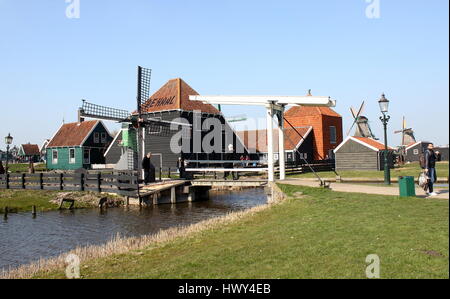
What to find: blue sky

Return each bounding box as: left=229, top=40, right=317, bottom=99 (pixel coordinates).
left=0, top=0, right=448, bottom=150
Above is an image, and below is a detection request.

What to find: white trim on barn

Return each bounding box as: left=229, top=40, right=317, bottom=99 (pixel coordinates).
left=334, top=136, right=381, bottom=153
left=104, top=129, right=123, bottom=157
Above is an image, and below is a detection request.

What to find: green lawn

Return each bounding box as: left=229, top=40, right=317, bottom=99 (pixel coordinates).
left=6, top=163, right=47, bottom=173
left=289, top=161, right=449, bottom=179
left=0, top=190, right=96, bottom=214
left=36, top=184, right=448, bottom=279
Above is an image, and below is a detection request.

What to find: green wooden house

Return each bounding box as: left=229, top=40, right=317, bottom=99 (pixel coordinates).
left=18, top=143, right=41, bottom=162
left=46, top=120, right=113, bottom=170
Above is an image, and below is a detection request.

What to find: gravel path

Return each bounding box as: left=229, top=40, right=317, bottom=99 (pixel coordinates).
left=280, top=179, right=449, bottom=199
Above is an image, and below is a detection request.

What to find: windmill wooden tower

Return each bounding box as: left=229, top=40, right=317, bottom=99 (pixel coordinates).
left=78, top=66, right=190, bottom=175
left=347, top=101, right=378, bottom=139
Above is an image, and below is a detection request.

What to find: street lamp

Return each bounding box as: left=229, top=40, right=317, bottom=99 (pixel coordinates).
left=4, top=133, right=13, bottom=172
left=378, top=94, right=391, bottom=185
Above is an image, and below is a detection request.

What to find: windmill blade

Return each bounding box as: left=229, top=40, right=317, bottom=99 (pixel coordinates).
left=350, top=107, right=358, bottom=119
left=394, top=130, right=404, bottom=134
left=79, top=100, right=131, bottom=122
left=355, top=101, right=365, bottom=119
left=346, top=119, right=358, bottom=136
left=136, top=66, right=152, bottom=115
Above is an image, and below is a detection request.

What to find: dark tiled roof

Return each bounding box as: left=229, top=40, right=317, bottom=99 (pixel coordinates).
left=142, top=78, right=220, bottom=114
left=47, top=120, right=99, bottom=147
left=237, top=126, right=312, bottom=153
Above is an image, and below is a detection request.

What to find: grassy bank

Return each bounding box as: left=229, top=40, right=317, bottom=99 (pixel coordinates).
left=0, top=190, right=105, bottom=214
left=6, top=163, right=47, bottom=173
left=289, top=161, right=449, bottom=179
left=30, top=184, right=448, bottom=279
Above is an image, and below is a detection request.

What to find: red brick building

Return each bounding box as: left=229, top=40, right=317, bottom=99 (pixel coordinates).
left=284, top=105, right=343, bottom=160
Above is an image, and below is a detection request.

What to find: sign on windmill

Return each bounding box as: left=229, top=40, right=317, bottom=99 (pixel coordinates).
left=347, top=101, right=378, bottom=139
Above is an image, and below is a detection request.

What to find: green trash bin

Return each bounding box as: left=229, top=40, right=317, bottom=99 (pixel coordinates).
left=399, top=176, right=416, bottom=197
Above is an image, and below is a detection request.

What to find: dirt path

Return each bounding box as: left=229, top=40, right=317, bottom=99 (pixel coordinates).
left=280, top=179, right=449, bottom=200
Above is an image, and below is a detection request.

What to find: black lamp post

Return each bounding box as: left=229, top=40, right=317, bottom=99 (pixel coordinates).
left=5, top=133, right=13, bottom=172
left=378, top=94, right=391, bottom=185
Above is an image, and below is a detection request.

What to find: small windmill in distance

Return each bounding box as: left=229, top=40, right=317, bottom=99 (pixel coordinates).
left=394, top=116, right=416, bottom=146
left=347, top=101, right=378, bottom=139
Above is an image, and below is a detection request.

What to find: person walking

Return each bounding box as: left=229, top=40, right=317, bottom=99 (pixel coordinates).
left=177, top=157, right=186, bottom=179
left=424, top=143, right=438, bottom=196
left=142, top=152, right=156, bottom=185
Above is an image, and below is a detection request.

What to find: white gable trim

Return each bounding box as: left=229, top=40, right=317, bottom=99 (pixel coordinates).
left=334, top=136, right=380, bottom=153
left=80, top=120, right=103, bottom=147
left=104, top=130, right=123, bottom=157
left=405, top=141, right=422, bottom=151
left=47, top=122, right=65, bottom=149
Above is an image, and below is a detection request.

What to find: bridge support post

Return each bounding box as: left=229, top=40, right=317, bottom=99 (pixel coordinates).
left=188, top=190, right=195, bottom=202
left=266, top=104, right=275, bottom=182
left=278, top=105, right=286, bottom=181
left=170, top=187, right=176, bottom=204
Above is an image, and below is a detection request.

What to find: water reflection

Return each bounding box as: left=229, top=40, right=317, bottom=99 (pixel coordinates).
left=0, top=188, right=266, bottom=271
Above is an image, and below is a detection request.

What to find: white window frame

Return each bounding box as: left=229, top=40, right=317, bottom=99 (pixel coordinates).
left=148, top=117, right=162, bottom=134
left=69, top=148, right=76, bottom=164
left=100, top=132, right=107, bottom=143
left=413, top=149, right=419, bottom=155
left=52, top=150, right=58, bottom=164
left=83, top=149, right=91, bottom=164
left=330, top=126, right=337, bottom=144
left=94, top=132, right=100, bottom=143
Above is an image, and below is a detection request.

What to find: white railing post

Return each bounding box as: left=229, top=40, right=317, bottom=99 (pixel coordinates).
left=278, top=106, right=286, bottom=180
left=266, top=104, right=274, bottom=182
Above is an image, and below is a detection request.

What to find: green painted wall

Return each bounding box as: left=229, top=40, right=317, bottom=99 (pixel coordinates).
left=46, top=147, right=83, bottom=170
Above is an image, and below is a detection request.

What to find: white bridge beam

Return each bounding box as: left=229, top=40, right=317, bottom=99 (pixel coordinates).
left=189, top=95, right=336, bottom=107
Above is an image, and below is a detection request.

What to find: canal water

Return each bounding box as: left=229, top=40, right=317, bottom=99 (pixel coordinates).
left=0, top=188, right=267, bottom=271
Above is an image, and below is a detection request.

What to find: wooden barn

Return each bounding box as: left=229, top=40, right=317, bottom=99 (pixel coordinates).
left=334, top=136, right=394, bottom=171
left=283, top=102, right=343, bottom=160
left=236, top=126, right=314, bottom=164
left=104, top=78, right=247, bottom=169
left=435, top=146, right=449, bottom=161
left=46, top=120, right=113, bottom=170
left=18, top=143, right=40, bottom=162
left=404, top=141, right=432, bottom=163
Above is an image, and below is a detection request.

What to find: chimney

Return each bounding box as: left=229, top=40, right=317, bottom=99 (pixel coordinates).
left=78, top=108, right=85, bottom=123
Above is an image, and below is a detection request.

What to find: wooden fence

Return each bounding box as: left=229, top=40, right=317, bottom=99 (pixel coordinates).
left=0, top=171, right=140, bottom=197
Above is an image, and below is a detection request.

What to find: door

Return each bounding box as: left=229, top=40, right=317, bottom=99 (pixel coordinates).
left=83, top=149, right=91, bottom=164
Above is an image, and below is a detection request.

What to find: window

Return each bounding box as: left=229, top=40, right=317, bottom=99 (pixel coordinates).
left=299, top=153, right=308, bottom=160
left=330, top=126, right=337, bottom=144
left=413, top=149, right=419, bottom=155
left=94, top=132, right=100, bottom=143
left=83, top=149, right=90, bottom=164
left=52, top=150, right=58, bottom=164
left=148, top=117, right=162, bottom=134
left=69, top=148, right=76, bottom=164
left=101, top=132, right=107, bottom=144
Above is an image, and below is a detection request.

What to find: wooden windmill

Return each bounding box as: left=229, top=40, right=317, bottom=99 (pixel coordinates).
left=394, top=116, right=416, bottom=146
left=347, top=101, right=378, bottom=139
left=78, top=66, right=191, bottom=174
